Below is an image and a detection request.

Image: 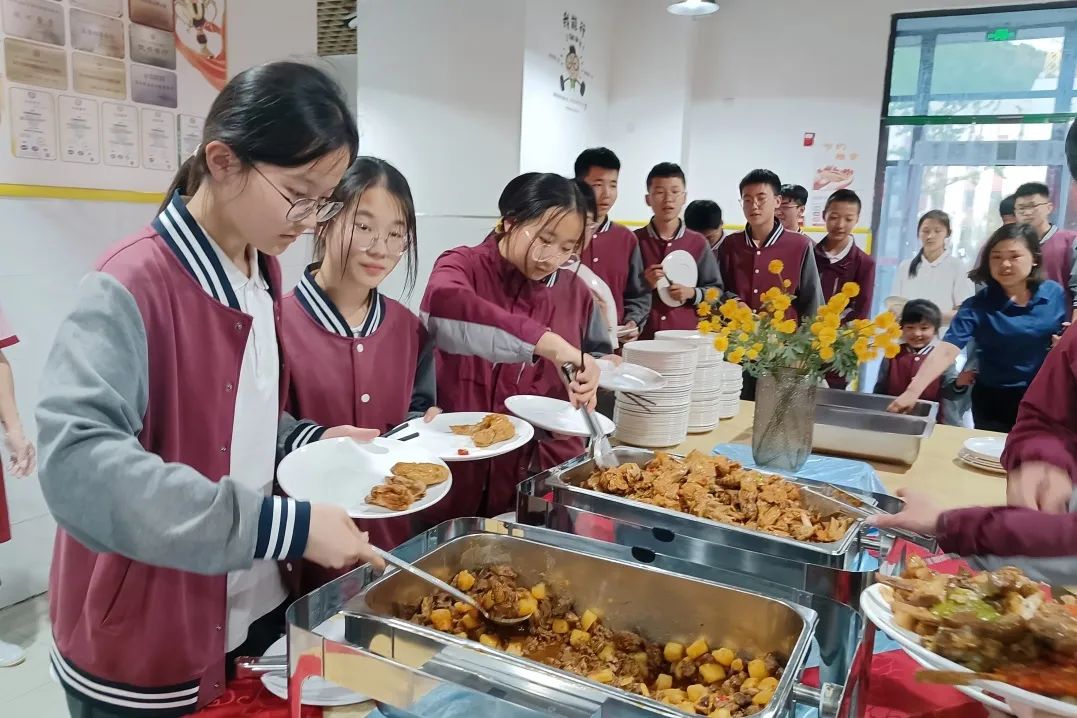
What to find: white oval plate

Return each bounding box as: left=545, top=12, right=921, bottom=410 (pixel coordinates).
left=862, top=583, right=1077, bottom=717
left=597, top=359, right=667, bottom=392
left=504, top=395, right=615, bottom=437
left=663, top=249, right=698, bottom=286
left=391, top=412, right=534, bottom=462
left=260, top=624, right=367, bottom=707
left=277, top=437, right=452, bottom=519
left=964, top=436, right=1006, bottom=462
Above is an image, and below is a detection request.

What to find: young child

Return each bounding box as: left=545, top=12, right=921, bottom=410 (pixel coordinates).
left=34, top=63, right=383, bottom=716
left=685, top=199, right=724, bottom=259
left=0, top=302, right=35, bottom=668
left=282, top=157, right=438, bottom=585
left=873, top=299, right=971, bottom=426
left=420, top=172, right=608, bottom=519
left=635, top=162, right=723, bottom=339
left=776, top=183, right=808, bottom=232
left=574, top=148, right=650, bottom=341
left=1011, top=181, right=1077, bottom=316
left=813, top=189, right=875, bottom=321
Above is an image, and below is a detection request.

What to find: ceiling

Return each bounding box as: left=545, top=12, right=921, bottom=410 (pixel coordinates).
left=317, top=0, right=357, bottom=56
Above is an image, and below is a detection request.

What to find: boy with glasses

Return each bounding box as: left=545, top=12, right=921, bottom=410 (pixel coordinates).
left=776, top=184, right=808, bottom=233
left=1012, top=182, right=1077, bottom=317
left=635, top=162, right=723, bottom=339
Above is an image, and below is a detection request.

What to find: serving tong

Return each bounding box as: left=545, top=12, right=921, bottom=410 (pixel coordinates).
left=561, top=362, right=617, bottom=469
left=800, top=483, right=933, bottom=545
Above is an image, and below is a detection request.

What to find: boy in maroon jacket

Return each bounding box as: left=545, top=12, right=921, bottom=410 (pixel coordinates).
left=776, top=183, right=808, bottom=232
left=575, top=147, right=650, bottom=340
left=635, top=162, right=722, bottom=338
left=814, top=189, right=875, bottom=321
left=1012, top=181, right=1077, bottom=318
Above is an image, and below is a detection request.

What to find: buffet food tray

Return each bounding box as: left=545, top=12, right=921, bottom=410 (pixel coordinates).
left=816, top=386, right=938, bottom=422
left=813, top=404, right=934, bottom=466
left=536, top=446, right=868, bottom=568
left=286, top=519, right=830, bottom=718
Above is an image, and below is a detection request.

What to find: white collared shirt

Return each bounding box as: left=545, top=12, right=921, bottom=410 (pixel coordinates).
left=210, top=242, right=287, bottom=652
left=891, top=250, right=975, bottom=332
left=820, top=236, right=854, bottom=263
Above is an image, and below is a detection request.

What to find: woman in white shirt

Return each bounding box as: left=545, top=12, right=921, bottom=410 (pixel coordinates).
left=891, top=210, right=975, bottom=331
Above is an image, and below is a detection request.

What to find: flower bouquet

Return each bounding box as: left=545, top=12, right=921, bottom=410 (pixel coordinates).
left=696, top=259, right=902, bottom=470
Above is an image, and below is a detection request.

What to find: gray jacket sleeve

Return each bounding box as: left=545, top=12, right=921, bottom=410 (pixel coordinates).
left=692, top=246, right=724, bottom=306
left=622, top=245, right=652, bottom=327
left=36, top=273, right=310, bottom=575
left=795, top=247, right=824, bottom=319
left=407, top=335, right=437, bottom=419
left=584, top=304, right=615, bottom=359
left=873, top=359, right=891, bottom=395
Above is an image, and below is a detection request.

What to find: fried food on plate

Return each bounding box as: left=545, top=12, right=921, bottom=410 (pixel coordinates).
left=387, top=474, right=427, bottom=498
left=391, top=462, right=450, bottom=486
left=367, top=483, right=418, bottom=511
left=451, top=413, right=516, bottom=448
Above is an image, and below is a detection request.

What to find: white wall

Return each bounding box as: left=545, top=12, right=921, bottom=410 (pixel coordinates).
left=0, top=0, right=320, bottom=609
left=356, top=0, right=526, bottom=307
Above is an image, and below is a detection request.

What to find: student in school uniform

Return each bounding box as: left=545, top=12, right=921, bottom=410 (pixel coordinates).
left=0, top=302, right=35, bottom=668
left=889, top=223, right=1067, bottom=432
left=999, top=194, right=1017, bottom=225
left=814, top=190, right=876, bottom=389
left=1011, top=181, right=1077, bottom=317
left=776, top=183, right=809, bottom=233
left=34, top=63, right=384, bottom=717
left=574, top=148, right=650, bottom=341
left=635, top=163, right=723, bottom=339
left=420, top=173, right=608, bottom=519
left=890, top=210, right=974, bottom=334
left=281, top=158, right=438, bottom=588
left=685, top=199, right=725, bottom=260
left=873, top=300, right=970, bottom=426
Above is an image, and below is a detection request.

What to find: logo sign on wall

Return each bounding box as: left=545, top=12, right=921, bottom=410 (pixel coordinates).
left=549, top=10, right=592, bottom=111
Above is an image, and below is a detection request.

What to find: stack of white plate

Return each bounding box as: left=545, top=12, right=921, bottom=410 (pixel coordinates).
left=655, top=330, right=724, bottom=433
left=718, top=362, right=744, bottom=419
left=957, top=436, right=1005, bottom=475
left=614, top=340, right=698, bottom=448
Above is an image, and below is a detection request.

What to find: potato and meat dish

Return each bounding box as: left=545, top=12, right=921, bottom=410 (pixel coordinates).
left=404, top=565, right=786, bottom=716
left=880, top=557, right=1077, bottom=701
left=586, top=451, right=853, bottom=543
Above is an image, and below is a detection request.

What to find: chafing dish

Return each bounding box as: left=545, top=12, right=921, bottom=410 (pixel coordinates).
left=813, top=404, right=934, bottom=466
left=286, top=519, right=840, bottom=718
left=525, top=446, right=914, bottom=570
left=816, top=386, right=938, bottom=422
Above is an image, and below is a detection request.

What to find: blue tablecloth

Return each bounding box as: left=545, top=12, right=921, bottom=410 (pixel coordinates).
left=711, top=443, right=889, bottom=495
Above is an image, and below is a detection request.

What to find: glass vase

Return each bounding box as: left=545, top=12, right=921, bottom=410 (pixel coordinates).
left=752, top=367, right=817, bottom=472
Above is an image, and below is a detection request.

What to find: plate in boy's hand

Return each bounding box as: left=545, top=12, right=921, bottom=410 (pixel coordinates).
left=277, top=437, right=452, bottom=519
left=388, top=412, right=534, bottom=462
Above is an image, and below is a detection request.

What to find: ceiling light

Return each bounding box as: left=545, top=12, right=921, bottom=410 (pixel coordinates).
left=667, top=0, right=718, bottom=16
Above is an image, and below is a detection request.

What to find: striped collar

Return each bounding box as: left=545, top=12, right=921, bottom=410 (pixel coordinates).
left=645, top=218, right=686, bottom=242
left=745, top=222, right=784, bottom=249
left=153, top=191, right=255, bottom=310
left=1043, top=224, right=1059, bottom=244
left=902, top=341, right=936, bottom=357
left=544, top=270, right=559, bottom=288
left=295, top=264, right=386, bottom=338
left=597, top=216, right=612, bottom=234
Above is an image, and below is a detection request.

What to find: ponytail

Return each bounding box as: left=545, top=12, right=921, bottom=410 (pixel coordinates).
left=908, top=250, right=925, bottom=278
left=158, top=151, right=205, bottom=212
left=910, top=209, right=952, bottom=278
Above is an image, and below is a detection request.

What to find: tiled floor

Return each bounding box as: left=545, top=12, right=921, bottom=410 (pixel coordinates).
left=0, top=593, right=67, bottom=717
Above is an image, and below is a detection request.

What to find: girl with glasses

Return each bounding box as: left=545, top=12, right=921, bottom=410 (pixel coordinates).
left=35, top=62, right=384, bottom=717
left=419, top=172, right=611, bottom=519
left=281, top=156, right=439, bottom=591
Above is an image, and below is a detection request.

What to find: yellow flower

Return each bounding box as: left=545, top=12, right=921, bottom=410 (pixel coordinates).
left=697, top=320, right=711, bottom=333
left=697, top=302, right=710, bottom=317
left=738, top=332, right=750, bottom=342
left=713, top=335, right=729, bottom=352
left=874, top=311, right=895, bottom=328
left=768, top=259, right=784, bottom=275
left=818, top=327, right=837, bottom=345
left=884, top=343, right=900, bottom=359
left=776, top=319, right=798, bottom=334
left=719, top=300, right=739, bottom=319
left=819, top=346, right=835, bottom=362
left=746, top=348, right=760, bottom=360
left=823, top=313, right=841, bottom=329
left=783, top=279, right=792, bottom=289
left=810, top=321, right=824, bottom=335
left=841, top=282, right=860, bottom=298
left=728, top=347, right=746, bottom=364
left=751, top=342, right=764, bottom=353
left=770, top=294, right=792, bottom=313
left=828, top=293, right=850, bottom=313
left=736, top=307, right=754, bottom=324
left=704, top=287, right=720, bottom=303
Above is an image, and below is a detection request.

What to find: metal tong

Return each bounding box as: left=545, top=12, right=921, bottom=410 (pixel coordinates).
left=560, top=362, right=617, bottom=469
left=799, top=483, right=934, bottom=545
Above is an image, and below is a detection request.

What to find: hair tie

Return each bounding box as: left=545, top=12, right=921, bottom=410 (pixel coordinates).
left=496, top=217, right=506, bottom=233
left=191, top=142, right=202, bottom=158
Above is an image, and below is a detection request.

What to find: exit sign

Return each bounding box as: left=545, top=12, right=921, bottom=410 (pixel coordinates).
left=986, top=28, right=1017, bottom=42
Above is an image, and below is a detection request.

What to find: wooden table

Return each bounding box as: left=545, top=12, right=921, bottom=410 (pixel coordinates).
left=674, top=401, right=1008, bottom=511
left=324, top=402, right=1008, bottom=716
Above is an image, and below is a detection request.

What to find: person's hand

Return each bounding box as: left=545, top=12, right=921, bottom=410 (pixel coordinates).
left=4, top=427, right=35, bottom=478
left=668, top=284, right=694, bottom=303
left=865, top=489, right=942, bottom=536
left=619, top=320, right=640, bottom=342
left=1052, top=325, right=1069, bottom=348
left=643, top=264, right=665, bottom=289
left=955, top=369, right=977, bottom=388
left=422, top=407, right=442, bottom=423
left=887, top=391, right=920, bottom=415
left=1007, top=461, right=1072, bottom=513
left=321, top=425, right=380, bottom=443
left=566, top=354, right=600, bottom=411
left=304, top=504, right=386, bottom=570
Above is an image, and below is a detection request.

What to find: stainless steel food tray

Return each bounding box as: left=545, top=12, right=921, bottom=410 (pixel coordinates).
left=816, top=386, right=938, bottom=422
left=286, top=519, right=833, bottom=718
left=537, top=446, right=870, bottom=568
left=813, top=404, right=934, bottom=466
